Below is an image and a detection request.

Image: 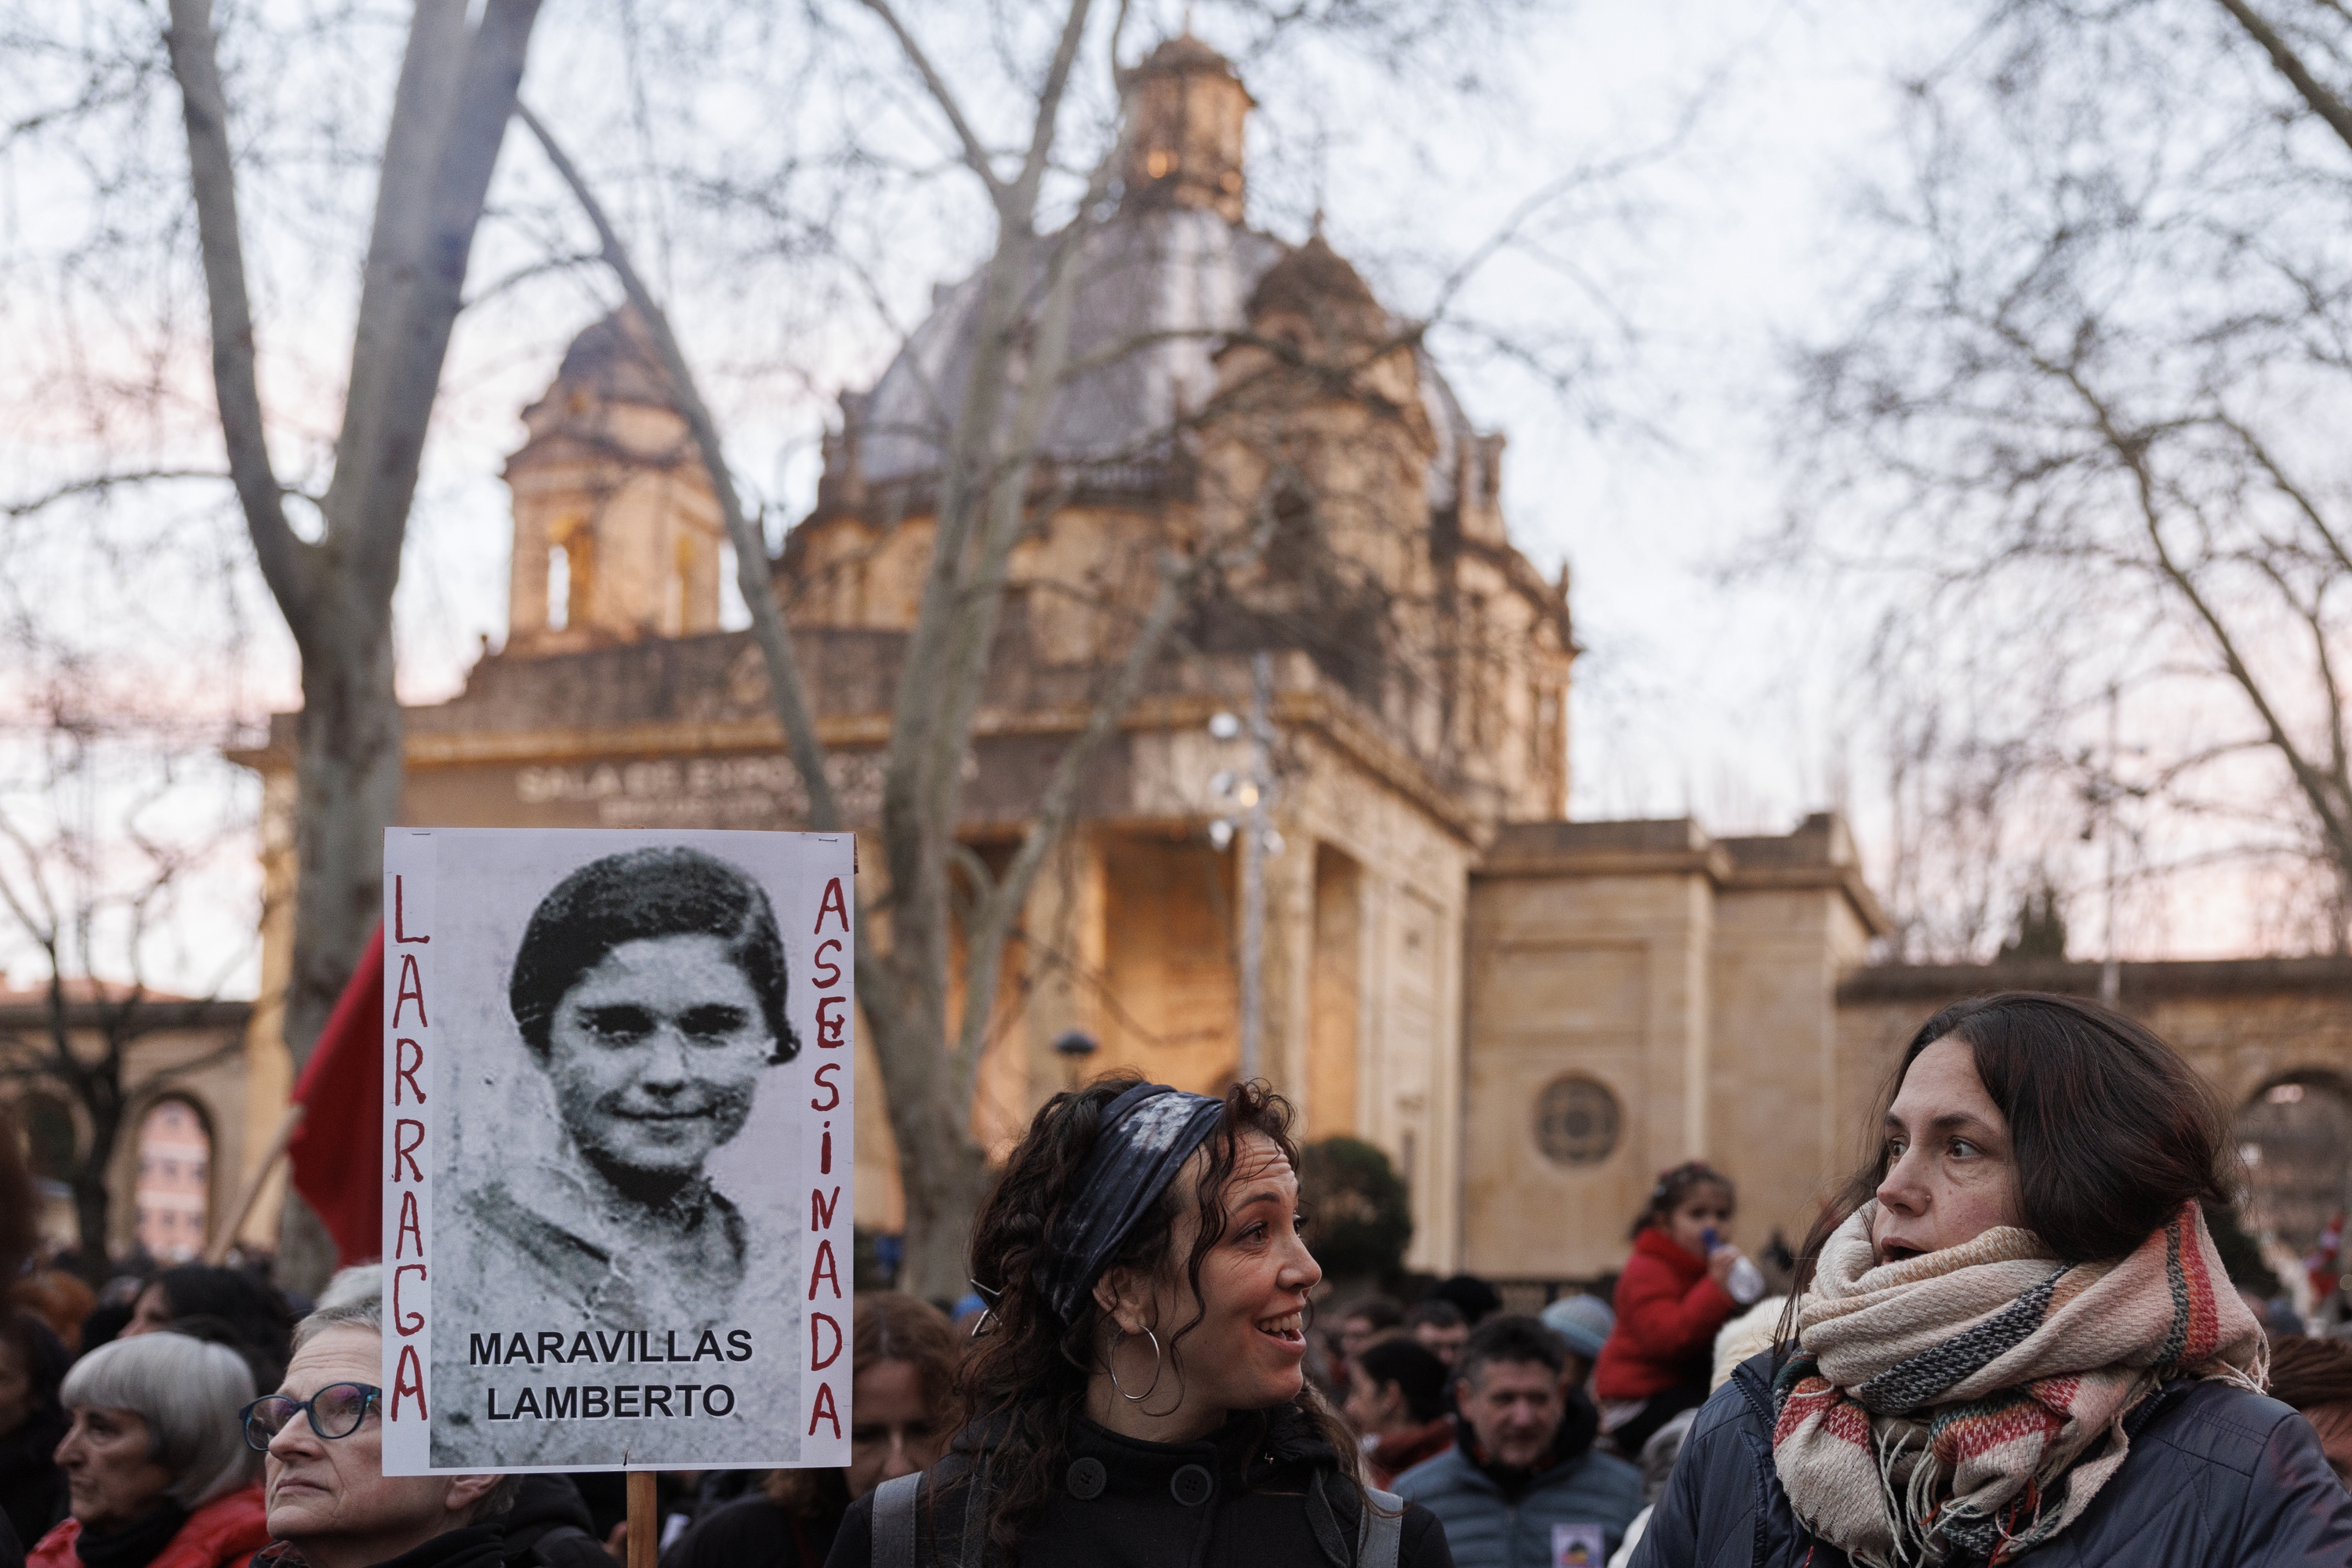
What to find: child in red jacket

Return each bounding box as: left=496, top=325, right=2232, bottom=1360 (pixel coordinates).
left=1593, top=1162, right=1761, bottom=1456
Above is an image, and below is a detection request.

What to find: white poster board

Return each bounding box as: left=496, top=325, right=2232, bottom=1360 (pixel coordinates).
left=379, top=828, right=855, bottom=1474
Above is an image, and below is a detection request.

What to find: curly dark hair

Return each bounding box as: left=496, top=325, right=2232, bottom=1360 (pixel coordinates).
left=953, top=1074, right=1361, bottom=1553
left=1627, top=1160, right=1735, bottom=1242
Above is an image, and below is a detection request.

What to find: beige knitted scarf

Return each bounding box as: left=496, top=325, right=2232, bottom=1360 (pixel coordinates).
left=1771, top=1201, right=2265, bottom=1567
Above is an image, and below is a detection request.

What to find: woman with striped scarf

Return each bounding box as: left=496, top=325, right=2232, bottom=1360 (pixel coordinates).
left=1629, top=993, right=2352, bottom=1566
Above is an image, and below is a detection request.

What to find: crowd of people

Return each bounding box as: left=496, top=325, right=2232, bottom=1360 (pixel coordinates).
left=8, top=990, right=2352, bottom=1566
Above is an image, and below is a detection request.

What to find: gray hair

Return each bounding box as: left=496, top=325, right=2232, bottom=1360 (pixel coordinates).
left=292, top=1293, right=381, bottom=1352
left=314, top=1265, right=383, bottom=1316
left=287, top=1299, right=520, bottom=1522
left=60, top=1332, right=258, bottom=1508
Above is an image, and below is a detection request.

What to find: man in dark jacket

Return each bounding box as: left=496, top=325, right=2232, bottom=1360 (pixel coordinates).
left=1630, top=1352, right=2352, bottom=1567
left=499, top=1476, right=609, bottom=1568
left=1394, top=1316, right=1640, bottom=1567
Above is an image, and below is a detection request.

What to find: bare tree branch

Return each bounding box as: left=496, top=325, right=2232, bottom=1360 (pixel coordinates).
left=163, top=0, right=316, bottom=635
left=2215, top=0, right=2352, bottom=154
left=851, top=0, right=1011, bottom=195
left=3, top=470, right=233, bottom=521
left=948, top=548, right=1198, bottom=1087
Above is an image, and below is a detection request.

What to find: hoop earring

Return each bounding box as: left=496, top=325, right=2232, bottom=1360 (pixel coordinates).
left=1108, top=1326, right=1164, bottom=1404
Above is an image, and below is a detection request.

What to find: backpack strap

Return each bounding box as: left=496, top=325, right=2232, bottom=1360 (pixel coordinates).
left=871, top=1472, right=924, bottom=1568
left=1356, top=1487, right=1403, bottom=1568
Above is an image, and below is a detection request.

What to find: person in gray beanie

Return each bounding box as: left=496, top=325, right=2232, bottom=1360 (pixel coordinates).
left=1537, top=1298, right=1612, bottom=1396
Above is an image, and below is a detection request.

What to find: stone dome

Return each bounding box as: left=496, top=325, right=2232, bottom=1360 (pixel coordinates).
left=1128, top=31, right=1244, bottom=80
left=536, top=307, right=677, bottom=413
left=1246, top=231, right=1380, bottom=323
left=838, top=211, right=1483, bottom=512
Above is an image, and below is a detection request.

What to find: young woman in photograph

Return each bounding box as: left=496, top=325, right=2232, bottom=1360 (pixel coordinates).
left=826, top=1077, right=1452, bottom=1567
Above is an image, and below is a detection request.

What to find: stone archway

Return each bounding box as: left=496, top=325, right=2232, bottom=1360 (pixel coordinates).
left=132, top=1097, right=213, bottom=1263
left=2234, top=1069, right=2352, bottom=1260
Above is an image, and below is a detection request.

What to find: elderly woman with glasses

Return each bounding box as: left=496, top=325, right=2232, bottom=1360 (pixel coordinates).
left=243, top=1300, right=513, bottom=1568
left=25, top=1332, right=266, bottom=1568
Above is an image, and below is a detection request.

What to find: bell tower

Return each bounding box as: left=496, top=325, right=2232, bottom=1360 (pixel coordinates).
left=1121, top=32, right=1253, bottom=225
left=503, top=307, right=724, bottom=656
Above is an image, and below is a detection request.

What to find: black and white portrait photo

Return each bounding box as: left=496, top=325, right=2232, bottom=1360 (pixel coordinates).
left=379, top=828, right=855, bottom=1474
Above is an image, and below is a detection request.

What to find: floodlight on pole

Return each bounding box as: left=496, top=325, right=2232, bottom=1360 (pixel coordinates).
left=1203, top=663, right=1278, bottom=1086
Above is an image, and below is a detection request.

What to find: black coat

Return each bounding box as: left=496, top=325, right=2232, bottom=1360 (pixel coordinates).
left=826, top=1406, right=1453, bottom=1568
left=0, top=1408, right=67, bottom=1557
left=500, top=1475, right=611, bottom=1568
left=1630, top=1353, right=2352, bottom=1567
left=662, top=1494, right=841, bottom=1568
left=260, top=1525, right=509, bottom=1568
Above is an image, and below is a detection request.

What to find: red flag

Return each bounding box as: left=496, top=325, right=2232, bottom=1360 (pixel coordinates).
left=286, top=926, right=384, bottom=1266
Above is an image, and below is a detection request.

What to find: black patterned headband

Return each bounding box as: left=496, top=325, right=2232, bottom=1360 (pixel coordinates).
left=1038, top=1083, right=1225, bottom=1323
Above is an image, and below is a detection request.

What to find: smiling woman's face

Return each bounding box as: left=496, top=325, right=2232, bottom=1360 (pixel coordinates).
left=1871, top=1036, right=2027, bottom=1264
left=1094, top=1130, right=1322, bottom=1437
left=541, top=934, right=772, bottom=1186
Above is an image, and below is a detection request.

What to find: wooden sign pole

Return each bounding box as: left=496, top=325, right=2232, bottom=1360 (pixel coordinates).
left=626, top=1470, right=656, bottom=1568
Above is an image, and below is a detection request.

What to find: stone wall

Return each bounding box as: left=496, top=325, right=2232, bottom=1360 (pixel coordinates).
left=1, top=997, right=260, bottom=1258
left=1459, top=816, right=1886, bottom=1283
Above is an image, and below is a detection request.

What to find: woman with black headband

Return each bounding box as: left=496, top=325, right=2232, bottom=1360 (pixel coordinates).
left=826, top=1076, right=1454, bottom=1568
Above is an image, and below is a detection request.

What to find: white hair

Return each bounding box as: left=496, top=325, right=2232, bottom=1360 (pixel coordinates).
left=61, top=1332, right=258, bottom=1508
left=314, top=1265, right=383, bottom=1315
left=291, top=1293, right=382, bottom=1353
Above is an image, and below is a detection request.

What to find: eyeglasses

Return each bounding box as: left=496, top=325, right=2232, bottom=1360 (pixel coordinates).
left=240, top=1383, right=381, bottom=1452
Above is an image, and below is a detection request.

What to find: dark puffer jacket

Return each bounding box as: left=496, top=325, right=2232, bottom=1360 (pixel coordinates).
left=1392, top=1394, right=1641, bottom=1567
left=826, top=1405, right=1453, bottom=1567
left=499, top=1475, right=612, bottom=1568
left=1629, top=1353, right=2352, bottom=1567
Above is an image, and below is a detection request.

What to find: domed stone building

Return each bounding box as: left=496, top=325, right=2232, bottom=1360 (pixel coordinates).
left=234, top=34, right=1904, bottom=1284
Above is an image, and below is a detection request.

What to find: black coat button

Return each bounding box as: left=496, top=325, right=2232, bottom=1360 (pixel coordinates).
left=1169, top=1464, right=1214, bottom=1507
left=1067, top=1457, right=1106, bottom=1500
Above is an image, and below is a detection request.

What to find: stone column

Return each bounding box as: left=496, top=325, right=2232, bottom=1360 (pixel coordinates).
left=1261, top=815, right=1320, bottom=1116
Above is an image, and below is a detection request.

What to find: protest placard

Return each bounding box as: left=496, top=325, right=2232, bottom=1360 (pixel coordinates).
left=379, top=828, right=855, bottom=1474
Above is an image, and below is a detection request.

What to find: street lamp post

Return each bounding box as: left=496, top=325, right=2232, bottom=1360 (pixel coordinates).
left=1210, top=652, right=1280, bottom=1085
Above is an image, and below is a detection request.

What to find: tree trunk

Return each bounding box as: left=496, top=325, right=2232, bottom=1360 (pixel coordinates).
left=71, top=1105, right=121, bottom=1285
left=859, top=960, right=992, bottom=1299
left=169, top=0, right=542, bottom=1291
left=281, top=636, right=404, bottom=1061
left=896, top=1123, right=995, bottom=1300
left=71, top=1172, right=112, bottom=1287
